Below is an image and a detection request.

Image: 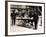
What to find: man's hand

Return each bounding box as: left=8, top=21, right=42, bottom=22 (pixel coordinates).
left=30, top=17, right=33, bottom=19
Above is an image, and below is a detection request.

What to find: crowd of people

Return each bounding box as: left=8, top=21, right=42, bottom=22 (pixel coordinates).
left=11, top=6, right=42, bottom=29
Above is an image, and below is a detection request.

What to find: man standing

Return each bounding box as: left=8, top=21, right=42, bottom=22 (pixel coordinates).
left=33, top=7, right=39, bottom=29
left=11, top=10, right=16, bottom=25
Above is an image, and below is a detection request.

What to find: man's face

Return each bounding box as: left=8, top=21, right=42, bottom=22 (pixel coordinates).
left=22, top=9, right=25, bottom=13
left=15, top=9, right=18, bottom=13
left=34, top=7, right=36, bottom=11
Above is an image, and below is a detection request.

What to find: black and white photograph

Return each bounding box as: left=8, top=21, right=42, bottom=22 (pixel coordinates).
left=5, top=1, right=45, bottom=35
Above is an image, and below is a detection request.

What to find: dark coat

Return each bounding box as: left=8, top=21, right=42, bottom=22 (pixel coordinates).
left=11, top=13, right=16, bottom=19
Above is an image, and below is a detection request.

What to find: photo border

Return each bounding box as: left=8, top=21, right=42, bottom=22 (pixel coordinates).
left=5, top=1, right=45, bottom=36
